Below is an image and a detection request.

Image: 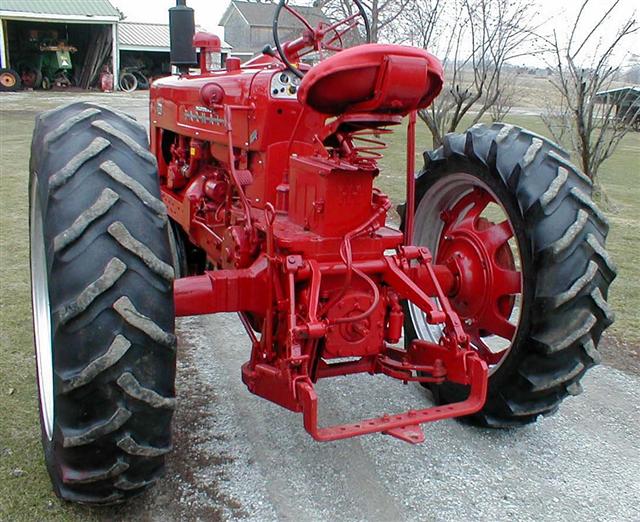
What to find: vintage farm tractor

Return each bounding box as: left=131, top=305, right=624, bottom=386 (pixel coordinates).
left=18, top=30, right=77, bottom=90
left=29, top=0, right=615, bottom=504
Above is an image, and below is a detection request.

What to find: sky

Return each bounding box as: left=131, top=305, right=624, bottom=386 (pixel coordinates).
left=109, top=0, right=639, bottom=65
left=109, top=0, right=229, bottom=27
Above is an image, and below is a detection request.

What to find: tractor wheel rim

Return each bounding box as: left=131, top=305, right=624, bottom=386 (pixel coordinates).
left=1, top=72, right=16, bottom=87
left=30, top=178, right=55, bottom=440
left=410, top=173, right=523, bottom=374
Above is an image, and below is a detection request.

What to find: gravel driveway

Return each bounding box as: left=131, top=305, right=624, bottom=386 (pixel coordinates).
left=100, top=313, right=640, bottom=522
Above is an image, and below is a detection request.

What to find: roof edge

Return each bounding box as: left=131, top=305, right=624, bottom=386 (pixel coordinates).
left=0, top=10, right=119, bottom=23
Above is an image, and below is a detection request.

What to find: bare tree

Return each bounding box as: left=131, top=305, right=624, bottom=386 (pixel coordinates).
left=541, top=0, right=638, bottom=199
left=488, top=68, right=518, bottom=121
left=403, top=0, right=537, bottom=147
left=361, top=0, right=412, bottom=42
left=396, top=0, right=445, bottom=49
left=315, top=0, right=411, bottom=42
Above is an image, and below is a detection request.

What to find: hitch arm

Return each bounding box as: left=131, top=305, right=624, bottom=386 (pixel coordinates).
left=296, top=350, right=487, bottom=443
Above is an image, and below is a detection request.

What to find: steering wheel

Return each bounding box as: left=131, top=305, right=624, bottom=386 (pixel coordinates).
left=273, top=0, right=371, bottom=78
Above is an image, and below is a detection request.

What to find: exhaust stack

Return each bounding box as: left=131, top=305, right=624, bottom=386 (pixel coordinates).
left=170, top=0, right=197, bottom=73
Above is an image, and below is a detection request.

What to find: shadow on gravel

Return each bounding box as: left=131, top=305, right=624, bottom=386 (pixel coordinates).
left=96, top=329, right=247, bottom=522
left=599, top=332, right=640, bottom=376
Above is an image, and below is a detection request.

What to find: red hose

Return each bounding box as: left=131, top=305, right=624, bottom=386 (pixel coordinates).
left=321, top=199, right=391, bottom=325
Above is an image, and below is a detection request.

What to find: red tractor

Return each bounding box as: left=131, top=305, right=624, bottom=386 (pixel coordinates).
left=29, top=0, right=615, bottom=504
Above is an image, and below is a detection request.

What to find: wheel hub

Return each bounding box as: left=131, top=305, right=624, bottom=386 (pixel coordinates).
left=1, top=72, right=16, bottom=88
left=437, top=188, right=521, bottom=363
left=412, top=176, right=523, bottom=370
left=439, top=228, right=491, bottom=320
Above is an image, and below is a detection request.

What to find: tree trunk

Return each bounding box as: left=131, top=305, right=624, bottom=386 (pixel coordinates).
left=418, top=109, right=443, bottom=148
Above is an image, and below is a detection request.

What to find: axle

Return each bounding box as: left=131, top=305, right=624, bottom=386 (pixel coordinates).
left=172, top=242, right=486, bottom=443
left=173, top=257, right=457, bottom=317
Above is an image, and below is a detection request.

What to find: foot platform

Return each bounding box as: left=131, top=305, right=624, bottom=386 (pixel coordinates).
left=295, top=351, right=488, bottom=443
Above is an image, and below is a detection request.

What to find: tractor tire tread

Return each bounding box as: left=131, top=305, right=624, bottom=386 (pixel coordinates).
left=413, top=122, right=615, bottom=427
left=30, top=102, right=175, bottom=504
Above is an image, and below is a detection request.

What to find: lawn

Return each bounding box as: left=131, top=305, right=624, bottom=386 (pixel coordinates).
left=0, top=102, right=98, bottom=521
left=0, top=94, right=638, bottom=520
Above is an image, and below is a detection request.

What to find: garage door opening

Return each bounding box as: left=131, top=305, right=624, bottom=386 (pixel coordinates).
left=3, top=19, right=114, bottom=90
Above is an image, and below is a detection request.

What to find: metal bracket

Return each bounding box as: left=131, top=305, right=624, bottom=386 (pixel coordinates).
left=384, top=423, right=425, bottom=444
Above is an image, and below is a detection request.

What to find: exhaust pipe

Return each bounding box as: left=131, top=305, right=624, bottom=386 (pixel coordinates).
left=170, top=0, right=197, bottom=73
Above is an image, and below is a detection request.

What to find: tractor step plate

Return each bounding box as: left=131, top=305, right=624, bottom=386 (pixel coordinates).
left=295, top=353, right=488, bottom=443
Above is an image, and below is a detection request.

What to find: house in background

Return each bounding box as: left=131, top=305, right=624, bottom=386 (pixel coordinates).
left=220, top=0, right=326, bottom=60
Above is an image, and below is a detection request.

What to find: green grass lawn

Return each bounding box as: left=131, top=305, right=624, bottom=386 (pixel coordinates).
left=0, top=98, right=637, bottom=520
left=0, top=104, right=103, bottom=521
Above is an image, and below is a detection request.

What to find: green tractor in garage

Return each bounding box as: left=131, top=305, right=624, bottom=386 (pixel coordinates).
left=16, top=30, right=76, bottom=90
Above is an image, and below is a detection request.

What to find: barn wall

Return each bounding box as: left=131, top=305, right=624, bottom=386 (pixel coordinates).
left=223, top=8, right=250, bottom=51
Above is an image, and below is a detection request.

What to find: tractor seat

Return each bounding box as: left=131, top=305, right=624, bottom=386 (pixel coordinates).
left=297, top=44, right=443, bottom=116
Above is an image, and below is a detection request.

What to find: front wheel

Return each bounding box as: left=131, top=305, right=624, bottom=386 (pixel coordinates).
left=405, top=123, right=616, bottom=427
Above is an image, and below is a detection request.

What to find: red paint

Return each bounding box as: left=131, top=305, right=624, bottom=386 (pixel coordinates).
left=435, top=188, right=522, bottom=364
left=154, top=10, right=493, bottom=443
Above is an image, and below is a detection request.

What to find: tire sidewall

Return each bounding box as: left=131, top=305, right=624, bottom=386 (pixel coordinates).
left=29, top=170, right=63, bottom=494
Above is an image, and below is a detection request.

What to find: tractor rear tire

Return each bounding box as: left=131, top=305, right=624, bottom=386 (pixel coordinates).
left=29, top=102, right=176, bottom=504
left=405, top=123, right=616, bottom=428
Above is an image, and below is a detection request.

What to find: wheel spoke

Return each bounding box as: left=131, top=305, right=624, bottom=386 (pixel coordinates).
left=450, top=188, right=492, bottom=226
left=480, top=219, right=514, bottom=251
left=485, top=314, right=516, bottom=340
left=467, top=326, right=507, bottom=365
left=298, top=47, right=316, bottom=58
left=323, top=43, right=344, bottom=53
left=323, top=20, right=359, bottom=48
left=322, top=12, right=362, bottom=35
left=494, top=267, right=522, bottom=296
left=471, top=335, right=506, bottom=365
